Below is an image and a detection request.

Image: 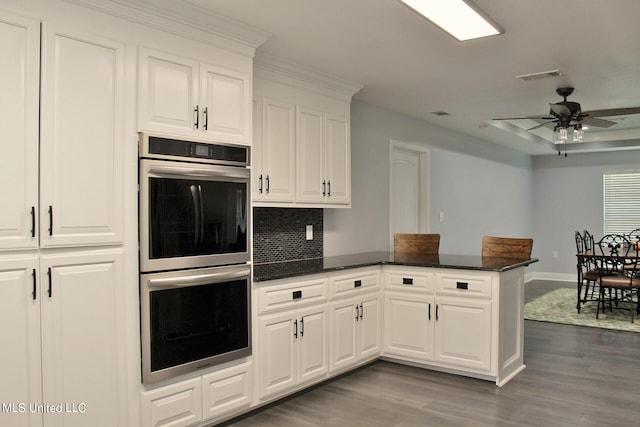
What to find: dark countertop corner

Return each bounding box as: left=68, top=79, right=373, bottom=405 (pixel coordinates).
left=253, top=251, right=538, bottom=282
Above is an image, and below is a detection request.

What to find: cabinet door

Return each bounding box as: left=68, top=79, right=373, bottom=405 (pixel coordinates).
left=39, top=24, right=124, bottom=247
left=434, top=297, right=492, bottom=372
left=259, top=97, right=296, bottom=202
left=297, top=305, right=328, bottom=386
left=0, top=256, right=42, bottom=427
left=138, top=47, right=199, bottom=134
left=40, top=250, right=125, bottom=427
left=0, top=13, right=39, bottom=251
left=383, top=292, right=433, bottom=361
left=358, top=295, right=381, bottom=360
left=329, top=299, right=357, bottom=372
left=296, top=105, right=325, bottom=203
left=201, top=63, right=250, bottom=144
left=258, top=311, right=296, bottom=399
left=324, top=114, right=350, bottom=205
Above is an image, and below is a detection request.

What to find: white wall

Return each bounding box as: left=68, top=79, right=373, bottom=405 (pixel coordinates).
left=532, top=150, right=640, bottom=276
left=324, top=100, right=534, bottom=259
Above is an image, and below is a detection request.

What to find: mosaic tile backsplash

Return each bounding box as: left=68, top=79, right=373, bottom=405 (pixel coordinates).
left=253, top=207, right=323, bottom=264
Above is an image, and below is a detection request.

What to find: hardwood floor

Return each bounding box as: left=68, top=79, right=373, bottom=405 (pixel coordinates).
left=223, top=280, right=640, bottom=426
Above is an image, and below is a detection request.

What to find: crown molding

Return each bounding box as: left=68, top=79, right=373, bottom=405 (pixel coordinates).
left=254, top=51, right=362, bottom=102
left=64, top=0, right=270, bottom=57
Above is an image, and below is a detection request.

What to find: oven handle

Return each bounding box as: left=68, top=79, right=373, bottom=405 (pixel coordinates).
left=147, top=266, right=251, bottom=289
left=146, top=163, right=250, bottom=180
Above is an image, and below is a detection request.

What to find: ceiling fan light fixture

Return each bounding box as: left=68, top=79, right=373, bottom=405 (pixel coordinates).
left=398, top=0, right=504, bottom=41
left=573, top=124, right=584, bottom=142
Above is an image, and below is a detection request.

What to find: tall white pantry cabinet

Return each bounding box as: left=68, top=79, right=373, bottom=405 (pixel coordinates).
left=0, top=9, right=127, bottom=427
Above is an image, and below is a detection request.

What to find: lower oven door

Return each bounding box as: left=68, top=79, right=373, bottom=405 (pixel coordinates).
left=140, top=264, right=251, bottom=384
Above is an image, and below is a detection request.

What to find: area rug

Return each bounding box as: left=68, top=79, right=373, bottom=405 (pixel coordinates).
left=524, top=287, right=640, bottom=333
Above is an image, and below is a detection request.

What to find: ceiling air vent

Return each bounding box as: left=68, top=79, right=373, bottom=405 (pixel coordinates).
left=516, top=70, right=562, bottom=81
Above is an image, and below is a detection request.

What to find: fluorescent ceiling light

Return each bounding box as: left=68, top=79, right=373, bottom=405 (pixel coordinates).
left=399, top=0, right=504, bottom=41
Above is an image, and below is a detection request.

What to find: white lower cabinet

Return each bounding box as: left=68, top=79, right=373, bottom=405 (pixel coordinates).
left=383, top=292, right=434, bottom=361
left=383, top=267, right=498, bottom=378
left=141, top=361, right=253, bottom=427
left=329, top=294, right=381, bottom=372
left=327, top=268, right=382, bottom=373
left=0, top=249, right=126, bottom=427
left=257, top=304, right=328, bottom=399
left=433, top=297, right=492, bottom=371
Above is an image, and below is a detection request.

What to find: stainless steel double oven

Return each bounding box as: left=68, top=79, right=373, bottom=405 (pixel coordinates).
left=138, top=132, right=251, bottom=384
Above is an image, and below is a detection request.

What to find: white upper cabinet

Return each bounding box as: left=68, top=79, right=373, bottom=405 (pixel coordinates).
left=0, top=13, right=40, bottom=251
left=139, top=47, right=251, bottom=145
left=296, top=108, right=350, bottom=205
left=0, top=14, right=124, bottom=251
left=252, top=54, right=361, bottom=208
left=39, top=23, right=125, bottom=248
left=252, top=96, right=296, bottom=202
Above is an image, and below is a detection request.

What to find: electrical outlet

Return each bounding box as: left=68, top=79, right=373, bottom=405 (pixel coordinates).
left=553, top=250, right=559, bottom=258
left=306, top=224, right=313, bottom=240
left=439, top=211, right=445, bottom=222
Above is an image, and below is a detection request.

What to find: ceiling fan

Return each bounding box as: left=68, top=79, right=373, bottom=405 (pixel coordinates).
left=493, top=87, right=640, bottom=131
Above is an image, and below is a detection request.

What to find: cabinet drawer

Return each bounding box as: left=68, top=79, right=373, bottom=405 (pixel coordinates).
left=385, top=269, right=434, bottom=293
left=436, top=273, right=492, bottom=299
left=202, top=361, right=252, bottom=421
left=330, top=268, right=380, bottom=299
left=258, top=276, right=328, bottom=313
left=142, top=377, right=202, bottom=427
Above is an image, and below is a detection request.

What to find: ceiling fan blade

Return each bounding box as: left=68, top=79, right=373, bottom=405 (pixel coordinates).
left=492, top=115, right=552, bottom=121
left=583, top=107, right=640, bottom=117
left=581, top=116, right=617, bottom=128
left=549, top=103, right=571, bottom=116
left=526, top=121, right=555, bottom=131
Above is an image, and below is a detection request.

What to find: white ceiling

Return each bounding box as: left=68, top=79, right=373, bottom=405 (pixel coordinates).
left=136, top=0, right=640, bottom=156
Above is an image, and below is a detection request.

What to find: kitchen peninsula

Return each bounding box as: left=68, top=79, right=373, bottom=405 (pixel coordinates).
left=252, top=251, right=538, bottom=407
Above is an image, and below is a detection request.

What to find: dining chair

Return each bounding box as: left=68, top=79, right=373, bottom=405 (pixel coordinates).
left=393, top=233, right=440, bottom=255
left=575, top=231, right=599, bottom=313
left=481, top=236, right=533, bottom=259
left=593, top=234, right=640, bottom=322
left=583, top=230, right=595, bottom=252
left=628, top=228, right=640, bottom=244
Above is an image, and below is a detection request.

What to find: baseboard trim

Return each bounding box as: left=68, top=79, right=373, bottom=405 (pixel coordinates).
left=525, top=271, right=575, bottom=283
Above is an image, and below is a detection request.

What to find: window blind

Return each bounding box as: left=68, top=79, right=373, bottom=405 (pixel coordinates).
left=603, top=170, right=640, bottom=234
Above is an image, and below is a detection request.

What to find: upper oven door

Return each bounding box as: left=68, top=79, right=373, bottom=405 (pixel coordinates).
left=140, top=158, right=250, bottom=273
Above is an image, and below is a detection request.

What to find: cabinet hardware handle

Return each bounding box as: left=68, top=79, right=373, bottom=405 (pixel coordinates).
left=266, top=175, right=270, bottom=193
left=327, top=180, right=331, bottom=197
left=203, top=107, right=208, bottom=130
left=456, top=282, right=469, bottom=290
left=428, top=303, right=431, bottom=320
left=194, top=105, right=199, bottom=129
left=47, top=267, right=52, bottom=298
left=292, top=290, right=302, bottom=300
left=48, top=206, right=53, bottom=236
left=258, top=174, right=263, bottom=194
left=359, top=303, right=363, bottom=319
left=354, top=280, right=362, bottom=288
left=322, top=180, right=326, bottom=196
left=294, top=319, right=298, bottom=339
left=402, top=277, right=413, bottom=285
left=300, top=317, right=304, bottom=337
left=31, top=206, right=35, bottom=238
left=355, top=304, right=359, bottom=321
left=436, top=304, right=439, bottom=321
left=32, top=269, right=37, bottom=300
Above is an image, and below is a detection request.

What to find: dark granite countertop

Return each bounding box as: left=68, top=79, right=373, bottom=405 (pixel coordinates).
left=253, top=251, right=538, bottom=282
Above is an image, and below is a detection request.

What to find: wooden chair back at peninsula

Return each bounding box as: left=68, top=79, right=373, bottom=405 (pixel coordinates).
left=482, top=236, right=533, bottom=259
left=394, top=233, right=440, bottom=255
